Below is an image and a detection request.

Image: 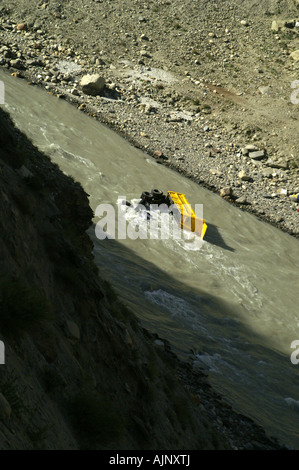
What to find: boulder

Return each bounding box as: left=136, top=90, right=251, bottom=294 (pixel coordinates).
left=17, top=23, right=27, bottom=31
left=235, top=196, right=249, bottom=205
left=10, top=59, right=24, bottom=69
left=271, top=19, right=294, bottom=32
left=266, top=159, right=288, bottom=169
left=65, top=320, right=80, bottom=340
left=241, top=144, right=258, bottom=156
left=209, top=168, right=223, bottom=177
left=80, top=74, right=105, bottom=95
left=220, top=187, right=232, bottom=197
left=0, top=393, right=11, bottom=423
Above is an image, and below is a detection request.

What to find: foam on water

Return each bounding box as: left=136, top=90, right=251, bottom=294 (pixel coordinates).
left=144, top=289, right=209, bottom=335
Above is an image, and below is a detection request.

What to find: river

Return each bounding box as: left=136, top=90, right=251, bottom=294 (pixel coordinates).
left=1, top=70, right=299, bottom=448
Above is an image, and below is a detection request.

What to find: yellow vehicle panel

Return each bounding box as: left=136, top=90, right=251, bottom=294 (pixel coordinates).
left=167, top=191, right=207, bottom=239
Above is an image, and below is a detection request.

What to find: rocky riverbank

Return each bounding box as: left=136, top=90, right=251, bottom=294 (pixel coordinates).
left=0, top=0, right=299, bottom=236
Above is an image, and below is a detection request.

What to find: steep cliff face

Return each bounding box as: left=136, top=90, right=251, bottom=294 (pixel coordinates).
left=0, top=107, right=228, bottom=450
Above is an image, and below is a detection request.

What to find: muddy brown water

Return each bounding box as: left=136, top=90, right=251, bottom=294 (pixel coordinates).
left=1, top=70, right=299, bottom=448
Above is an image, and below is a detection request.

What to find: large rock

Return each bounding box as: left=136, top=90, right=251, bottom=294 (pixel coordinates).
left=241, top=144, right=258, bottom=156
left=271, top=20, right=285, bottom=31
left=266, top=159, right=288, bottom=170
left=80, top=74, right=105, bottom=95
left=17, top=23, right=27, bottom=31
left=290, top=50, right=299, bottom=61
left=271, top=19, right=295, bottom=32
left=10, top=59, right=24, bottom=69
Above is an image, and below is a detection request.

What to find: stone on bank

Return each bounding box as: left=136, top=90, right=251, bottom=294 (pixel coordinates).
left=80, top=73, right=105, bottom=96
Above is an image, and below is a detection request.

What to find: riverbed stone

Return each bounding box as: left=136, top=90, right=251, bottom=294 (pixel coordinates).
left=0, top=0, right=297, bottom=449
left=236, top=196, right=249, bottom=204
left=238, top=170, right=251, bottom=181
left=65, top=320, right=80, bottom=340
left=10, top=59, right=24, bottom=69
left=249, top=150, right=265, bottom=160
left=220, top=186, right=232, bottom=197
left=276, top=188, right=288, bottom=196
left=80, top=73, right=105, bottom=95
left=241, top=144, right=258, bottom=156
left=17, top=23, right=27, bottom=31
